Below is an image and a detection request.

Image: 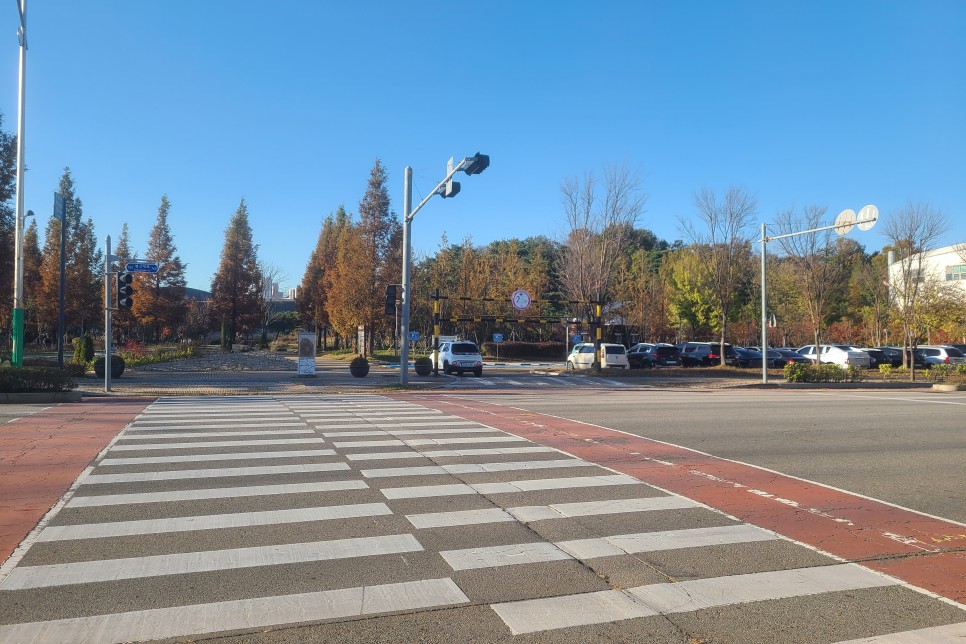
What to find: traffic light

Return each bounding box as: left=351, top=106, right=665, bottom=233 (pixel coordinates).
left=462, top=152, right=490, bottom=175
left=385, top=284, right=397, bottom=316
left=117, top=271, right=134, bottom=309
left=441, top=156, right=460, bottom=198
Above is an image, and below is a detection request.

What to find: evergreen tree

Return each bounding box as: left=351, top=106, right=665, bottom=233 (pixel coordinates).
left=22, top=220, right=43, bottom=341
left=210, top=199, right=262, bottom=347
left=0, top=114, right=15, bottom=331
left=133, top=196, right=188, bottom=341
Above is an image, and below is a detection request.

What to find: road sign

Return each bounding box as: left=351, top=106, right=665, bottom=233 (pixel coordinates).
left=834, top=209, right=856, bottom=236
left=125, top=262, right=159, bottom=273
left=53, top=193, right=65, bottom=222
left=511, top=289, right=531, bottom=311
left=857, top=204, right=878, bottom=231
left=409, top=331, right=420, bottom=341
left=493, top=333, right=504, bottom=343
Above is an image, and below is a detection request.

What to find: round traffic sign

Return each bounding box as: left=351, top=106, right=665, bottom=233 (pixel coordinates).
left=857, top=204, right=878, bottom=231
left=834, top=209, right=856, bottom=236
left=511, top=289, right=532, bottom=311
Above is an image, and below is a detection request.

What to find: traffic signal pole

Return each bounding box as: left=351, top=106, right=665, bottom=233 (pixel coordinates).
left=104, top=235, right=113, bottom=392
left=11, top=0, right=27, bottom=367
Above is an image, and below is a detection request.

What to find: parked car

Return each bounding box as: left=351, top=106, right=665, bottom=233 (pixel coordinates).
left=945, top=343, right=966, bottom=355
left=640, top=344, right=682, bottom=367
left=858, top=348, right=887, bottom=369
left=734, top=347, right=763, bottom=368
left=434, top=340, right=483, bottom=376
left=770, top=348, right=810, bottom=368
left=796, top=345, right=871, bottom=369
left=627, top=343, right=655, bottom=368
left=566, top=343, right=630, bottom=370
left=918, top=345, right=966, bottom=367
left=877, top=346, right=928, bottom=368
left=680, top=342, right=740, bottom=367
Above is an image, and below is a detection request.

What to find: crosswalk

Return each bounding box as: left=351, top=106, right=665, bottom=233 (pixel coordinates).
left=0, top=394, right=962, bottom=643
left=446, top=375, right=639, bottom=389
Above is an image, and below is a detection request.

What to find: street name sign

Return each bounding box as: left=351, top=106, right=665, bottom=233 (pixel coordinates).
left=125, top=262, right=159, bottom=273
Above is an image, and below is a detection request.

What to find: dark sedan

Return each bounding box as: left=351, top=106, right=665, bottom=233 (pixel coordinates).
left=769, top=348, right=810, bottom=368
left=734, top=347, right=763, bottom=368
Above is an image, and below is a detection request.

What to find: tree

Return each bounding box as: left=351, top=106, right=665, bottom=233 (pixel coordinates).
left=0, top=113, right=16, bottom=332
left=257, top=260, right=288, bottom=347
left=773, top=205, right=845, bottom=357
left=21, top=219, right=43, bottom=342
left=884, top=202, right=950, bottom=379
left=132, top=196, right=188, bottom=341
left=559, top=163, right=646, bottom=323
left=210, top=199, right=262, bottom=347
left=299, top=206, right=350, bottom=348
left=679, top=186, right=757, bottom=365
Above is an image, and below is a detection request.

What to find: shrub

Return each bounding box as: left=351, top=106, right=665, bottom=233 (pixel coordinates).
left=24, top=358, right=86, bottom=377
left=878, top=363, right=893, bottom=379
left=479, top=341, right=566, bottom=359
left=0, top=366, right=78, bottom=392
left=927, top=364, right=951, bottom=382
left=73, top=334, right=95, bottom=365
left=782, top=362, right=864, bottom=383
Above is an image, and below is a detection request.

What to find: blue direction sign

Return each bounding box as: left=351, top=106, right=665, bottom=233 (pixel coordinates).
left=493, top=333, right=504, bottom=343
left=409, top=331, right=420, bottom=341
left=125, top=262, right=159, bottom=273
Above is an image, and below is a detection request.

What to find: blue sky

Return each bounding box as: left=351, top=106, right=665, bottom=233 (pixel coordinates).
left=5, top=1, right=965, bottom=291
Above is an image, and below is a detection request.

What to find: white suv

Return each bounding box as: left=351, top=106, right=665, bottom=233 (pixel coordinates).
left=566, top=343, right=630, bottom=370
left=435, top=341, right=484, bottom=376
left=796, top=344, right=871, bottom=369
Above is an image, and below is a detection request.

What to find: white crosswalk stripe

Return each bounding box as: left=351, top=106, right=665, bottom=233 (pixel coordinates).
left=0, top=394, right=946, bottom=644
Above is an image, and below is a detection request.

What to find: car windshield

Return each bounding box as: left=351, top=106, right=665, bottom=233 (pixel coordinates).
left=451, top=343, right=479, bottom=355
left=945, top=347, right=964, bottom=357
left=655, top=347, right=677, bottom=356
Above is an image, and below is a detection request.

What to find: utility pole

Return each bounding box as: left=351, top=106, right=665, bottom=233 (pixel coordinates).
left=11, top=0, right=28, bottom=367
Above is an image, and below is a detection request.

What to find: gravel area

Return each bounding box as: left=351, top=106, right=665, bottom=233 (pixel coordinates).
left=130, top=350, right=297, bottom=372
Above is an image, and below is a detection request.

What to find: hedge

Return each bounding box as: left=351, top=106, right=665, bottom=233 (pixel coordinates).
left=0, top=366, right=78, bottom=393
left=480, top=341, right=566, bottom=359
left=783, top=363, right=865, bottom=383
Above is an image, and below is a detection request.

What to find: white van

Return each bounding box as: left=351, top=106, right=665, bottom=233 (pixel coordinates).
left=435, top=340, right=484, bottom=376
left=566, top=343, right=630, bottom=370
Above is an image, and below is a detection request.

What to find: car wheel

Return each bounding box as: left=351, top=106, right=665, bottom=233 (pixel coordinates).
left=443, top=361, right=451, bottom=375
left=473, top=368, right=482, bottom=377
left=566, top=361, right=575, bottom=371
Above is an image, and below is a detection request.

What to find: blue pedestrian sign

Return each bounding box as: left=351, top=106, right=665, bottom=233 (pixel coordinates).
left=493, top=333, right=504, bottom=343
left=409, top=331, right=420, bottom=341
left=125, top=262, right=160, bottom=273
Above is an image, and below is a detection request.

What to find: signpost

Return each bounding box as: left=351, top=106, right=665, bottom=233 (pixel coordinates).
left=493, top=333, right=503, bottom=362
left=125, top=262, right=160, bottom=273
left=296, top=332, right=317, bottom=376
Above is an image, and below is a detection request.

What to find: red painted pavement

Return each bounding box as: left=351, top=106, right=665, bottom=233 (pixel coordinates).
left=395, top=393, right=966, bottom=605
left=0, top=398, right=152, bottom=565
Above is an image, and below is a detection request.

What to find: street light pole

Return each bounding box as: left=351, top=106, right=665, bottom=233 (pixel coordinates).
left=11, top=0, right=27, bottom=367
left=398, top=154, right=489, bottom=386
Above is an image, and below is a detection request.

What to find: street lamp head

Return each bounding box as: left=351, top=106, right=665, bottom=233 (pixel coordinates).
left=462, top=152, right=490, bottom=176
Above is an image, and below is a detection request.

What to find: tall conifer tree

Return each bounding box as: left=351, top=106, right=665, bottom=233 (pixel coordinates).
left=210, top=199, right=262, bottom=346
left=133, top=196, right=188, bottom=340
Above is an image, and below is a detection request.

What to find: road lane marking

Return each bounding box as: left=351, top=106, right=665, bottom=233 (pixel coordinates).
left=318, top=421, right=485, bottom=430
left=0, top=534, right=423, bottom=590
left=507, top=496, right=700, bottom=522
left=0, top=578, right=469, bottom=644
left=80, top=462, right=351, bottom=484
left=132, top=417, right=299, bottom=426
left=556, top=524, right=777, bottom=559
left=333, top=439, right=406, bottom=448
left=120, top=429, right=315, bottom=439
left=66, top=480, right=368, bottom=507
left=441, top=542, right=570, bottom=570
left=125, top=422, right=309, bottom=431
left=343, top=446, right=556, bottom=461
left=361, top=459, right=592, bottom=478
left=382, top=474, right=641, bottom=499
left=109, top=438, right=327, bottom=451
left=322, top=427, right=497, bottom=438
left=406, top=508, right=515, bottom=529
left=37, top=503, right=392, bottom=541
left=99, top=449, right=338, bottom=465
left=492, top=563, right=896, bottom=634
left=403, top=436, right=529, bottom=446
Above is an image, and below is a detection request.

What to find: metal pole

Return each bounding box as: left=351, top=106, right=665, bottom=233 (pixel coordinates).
left=399, top=166, right=413, bottom=386
left=57, top=206, right=66, bottom=368
left=104, top=236, right=112, bottom=392
left=760, top=223, right=768, bottom=384
left=11, top=0, right=27, bottom=367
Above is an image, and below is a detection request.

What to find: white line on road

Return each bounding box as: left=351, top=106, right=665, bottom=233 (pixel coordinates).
left=99, top=449, right=337, bottom=465
left=833, top=622, right=966, bottom=643
left=1, top=534, right=424, bottom=590
left=491, top=563, right=896, bottom=635
left=80, top=462, right=351, bottom=484
left=66, top=480, right=368, bottom=507
left=406, top=508, right=516, bottom=529
left=133, top=417, right=298, bottom=425
left=556, top=524, right=777, bottom=559
left=382, top=474, right=641, bottom=499
left=0, top=578, right=469, bottom=644
left=109, top=438, right=327, bottom=451
left=361, top=459, right=592, bottom=479
left=441, top=541, right=570, bottom=570
left=38, top=503, right=392, bottom=541
left=120, top=429, right=315, bottom=440
left=507, top=495, right=699, bottom=521
left=343, top=446, right=557, bottom=461
left=126, top=422, right=309, bottom=431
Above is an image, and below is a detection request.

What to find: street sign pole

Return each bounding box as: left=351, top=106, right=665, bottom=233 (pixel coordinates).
left=55, top=193, right=66, bottom=368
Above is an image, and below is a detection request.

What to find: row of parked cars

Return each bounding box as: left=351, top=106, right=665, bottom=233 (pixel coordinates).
left=569, top=341, right=966, bottom=370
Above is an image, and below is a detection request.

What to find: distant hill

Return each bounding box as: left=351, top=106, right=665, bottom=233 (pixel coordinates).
left=185, top=287, right=211, bottom=302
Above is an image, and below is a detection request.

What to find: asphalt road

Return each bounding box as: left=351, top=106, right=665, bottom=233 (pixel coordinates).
left=462, top=388, right=966, bottom=523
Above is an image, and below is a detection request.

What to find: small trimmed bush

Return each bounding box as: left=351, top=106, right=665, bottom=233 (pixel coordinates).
left=349, top=355, right=370, bottom=377
left=414, top=356, right=433, bottom=376
left=783, top=362, right=865, bottom=383
left=93, top=355, right=126, bottom=378
left=0, top=366, right=78, bottom=392
left=73, top=334, right=95, bottom=366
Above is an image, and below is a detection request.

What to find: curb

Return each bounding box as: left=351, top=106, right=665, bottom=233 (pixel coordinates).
left=0, top=391, right=83, bottom=404
left=932, top=383, right=965, bottom=392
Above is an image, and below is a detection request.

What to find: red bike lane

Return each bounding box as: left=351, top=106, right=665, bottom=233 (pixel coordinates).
left=398, top=393, right=966, bottom=605
left=0, top=398, right=152, bottom=566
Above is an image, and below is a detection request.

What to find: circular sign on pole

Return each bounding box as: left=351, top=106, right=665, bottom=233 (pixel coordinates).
left=511, top=289, right=532, bottom=311
left=833, top=209, right=856, bottom=236
left=857, top=204, right=878, bottom=231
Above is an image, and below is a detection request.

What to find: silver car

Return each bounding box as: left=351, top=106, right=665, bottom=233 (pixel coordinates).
left=918, top=345, right=966, bottom=367
left=796, top=344, right=871, bottom=369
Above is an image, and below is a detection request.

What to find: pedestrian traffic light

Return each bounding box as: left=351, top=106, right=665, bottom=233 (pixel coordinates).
left=385, top=284, right=397, bottom=316
left=117, top=271, right=134, bottom=309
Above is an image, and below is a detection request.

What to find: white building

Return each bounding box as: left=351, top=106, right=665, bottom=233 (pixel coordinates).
left=888, top=243, right=966, bottom=297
